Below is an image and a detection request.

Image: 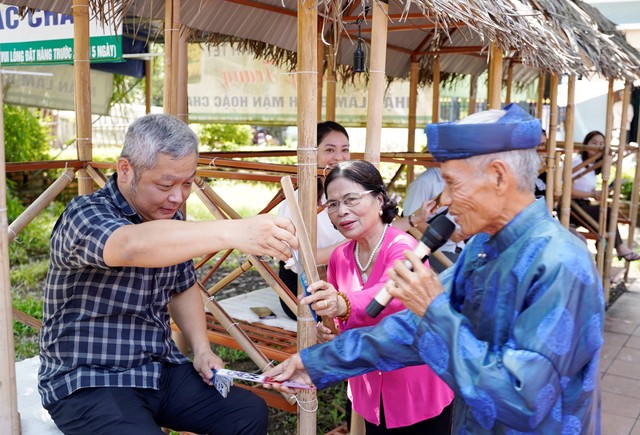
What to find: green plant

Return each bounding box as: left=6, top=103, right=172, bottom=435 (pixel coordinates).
left=621, top=177, right=633, bottom=201
left=199, top=124, right=253, bottom=151
left=3, top=104, right=51, bottom=162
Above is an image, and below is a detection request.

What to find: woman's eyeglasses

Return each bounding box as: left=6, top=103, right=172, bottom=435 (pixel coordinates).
left=325, top=190, right=373, bottom=214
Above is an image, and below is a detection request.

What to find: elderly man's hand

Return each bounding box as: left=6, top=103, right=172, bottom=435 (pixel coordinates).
left=387, top=250, right=444, bottom=317
left=262, top=354, right=314, bottom=394
left=238, top=214, right=298, bottom=262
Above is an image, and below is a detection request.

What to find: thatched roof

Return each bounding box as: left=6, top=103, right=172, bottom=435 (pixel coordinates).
left=5, top=0, right=640, bottom=85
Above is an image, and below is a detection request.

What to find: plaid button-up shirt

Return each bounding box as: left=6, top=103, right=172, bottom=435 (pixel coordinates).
left=38, top=174, right=196, bottom=407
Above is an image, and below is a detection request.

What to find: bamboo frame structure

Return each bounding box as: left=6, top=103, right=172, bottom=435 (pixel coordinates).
left=536, top=73, right=546, bottom=120
left=296, top=0, right=319, bottom=430
left=431, top=56, right=440, bottom=124
left=547, top=74, right=559, bottom=213
left=468, top=73, right=478, bottom=115
left=597, top=79, right=615, bottom=278
left=487, top=42, right=503, bottom=109
left=7, top=169, right=76, bottom=243
left=363, top=0, right=389, bottom=168
left=73, top=0, right=93, bottom=196
left=625, top=130, right=640, bottom=280
left=0, top=65, right=21, bottom=435
left=603, top=82, right=633, bottom=297
left=406, top=60, right=419, bottom=185
left=559, top=75, right=576, bottom=227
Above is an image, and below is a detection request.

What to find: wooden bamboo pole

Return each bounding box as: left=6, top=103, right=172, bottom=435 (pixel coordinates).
left=177, top=30, right=188, bottom=123
left=297, top=0, right=319, bottom=429
left=625, top=137, right=640, bottom=280
left=505, top=60, right=513, bottom=105
left=198, top=284, right=297, bottom=406
left=8, top=169, right=76, bottom=243
left=363, top=0, right=389, bottom=168
left=604, top=82, right=632, bottom=300
left=546, top=74, right=559, bottom=212
left=0, top=65, right=21, bottom=435
left=326, top=44, right=337, bottom=121
left=431, top=56, right=440, bottom=125
left=317, top=32, right=325, bottom=121
left=163, top=0, right=178, bottom=115
left=468, top=73, right=478, bottom=115
left=407, top=60, right=419, bottom=185
left=536, top=73, right=546, bottom=119
left=281, top=176, right=336, bottom=334
left=597, top=79, right=615, bottom=281
left=86, top=165, right=108, bottom=188
left=559, top=75, right=576, bottom=228
left=73, top=0, right=93, bottom=196
left=487, top=42, right=503, bottom=109
left=145, top=59, right=152, bottom=114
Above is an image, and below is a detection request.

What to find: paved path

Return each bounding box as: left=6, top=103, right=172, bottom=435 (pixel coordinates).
left=601, top=274, right=640, bottom=434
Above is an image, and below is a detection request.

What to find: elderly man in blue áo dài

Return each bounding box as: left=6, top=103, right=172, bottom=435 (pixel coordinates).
left=264, top=103, right=604, bottom=434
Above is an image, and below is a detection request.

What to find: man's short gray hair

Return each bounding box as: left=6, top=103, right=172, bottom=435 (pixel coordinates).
left=121, top=114, right=199, bottom=175
left=458, top=109, right=540, bottom=193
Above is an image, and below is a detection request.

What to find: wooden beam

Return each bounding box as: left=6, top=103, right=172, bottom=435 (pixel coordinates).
left=364, top=0, right=389, bottom=167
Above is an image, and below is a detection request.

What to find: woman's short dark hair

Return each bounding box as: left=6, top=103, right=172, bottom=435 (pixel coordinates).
left=324, top=160, right=397, bottom=224
left=317, top=121, right=349, bottom=145
left=581, top=130, right=605, bottom=175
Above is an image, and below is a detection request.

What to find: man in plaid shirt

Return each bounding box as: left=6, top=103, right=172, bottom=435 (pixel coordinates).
left=38, top=114, right=298, bottom=434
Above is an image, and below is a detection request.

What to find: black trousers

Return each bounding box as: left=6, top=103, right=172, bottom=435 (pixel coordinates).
left=364, top=400, right=453, bottom=434
left=569, top=199, right=623, bottom=248
left=45, top=362, right=268, bottom=435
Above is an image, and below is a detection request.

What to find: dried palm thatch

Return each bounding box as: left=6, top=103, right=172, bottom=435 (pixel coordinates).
left=5, top=0, right=639, bottom=84
left=528, top=0, right=640, bottom=80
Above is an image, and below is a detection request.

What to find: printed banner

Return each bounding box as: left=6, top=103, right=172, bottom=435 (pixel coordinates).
left=0, top=5, right=122, bottom=66
left=187, top=45, right=432, bottom=127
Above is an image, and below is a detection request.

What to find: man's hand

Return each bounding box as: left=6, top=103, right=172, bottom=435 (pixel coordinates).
left=386, top=250, right=444, bottom=317
left=262, top=354, right=314, bottom=394
left=238, top=214, right=298, bottom=262
left=192, top=347, right=225, bottom=386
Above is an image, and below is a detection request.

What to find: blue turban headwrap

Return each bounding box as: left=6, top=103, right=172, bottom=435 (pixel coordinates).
left=426, top=103, right=542, bottom=162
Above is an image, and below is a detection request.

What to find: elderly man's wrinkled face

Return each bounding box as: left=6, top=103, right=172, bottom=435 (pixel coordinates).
left=439, top=159, right=505, bottom=237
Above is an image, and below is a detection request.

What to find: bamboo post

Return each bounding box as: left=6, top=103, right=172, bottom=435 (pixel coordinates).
left=317, top=32, right=325, bottom=121
left=559, top=75, right=576, bottom=227
left=597, top=79, right=615, bottom=281
left=0, top=65, right=21, bottom=435
left=363, top=0, right=389, bottom=168
left=468, top=73, right=478, bottom=115
left=431, top=56, right=440, bottom=124
left=297, top=0, right=319, bottom=430
left=73, top=0, right=93, bottom=196
left=326, top=45, right=337, bottom=121
left=407, top=60, right=419, bottom=185
left=281, top=177, right=336, bottom=334
left=145, top=59, right=152, bottom=114
left=198, top=284, right=297, bottom=406
left=487, top=42, right=503, bottom=109
left=546, top=74, right=559, bottom=212
left=86, top=165, right=108, bottom=188
left=163, top=0, right=180, bottom=115
left=604, top=82, right=632, bottom=299
left=8, top=169, right=76, bottom=243
left=625, top=142, right=640, bottom=280
left=177, top=30, right=188, bottom=123
left=505, top=60, right=513, bottom=105
left=536, top=73, right=546, bottom=119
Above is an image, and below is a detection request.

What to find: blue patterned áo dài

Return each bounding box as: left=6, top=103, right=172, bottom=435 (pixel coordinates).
left=301, top=198, right=604, bottom=434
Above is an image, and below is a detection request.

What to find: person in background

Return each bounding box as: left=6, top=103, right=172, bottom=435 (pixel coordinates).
left=278, top=121, right=434, bottom=319
left=39, top=114, right=298, bottom=435
left=300, top=160, right=453, bottom=434
left=403, top=166, right=465, bottom=272
left=264, top=103, right=604, bottom=434
left=569, top=130, right=640, bottom=261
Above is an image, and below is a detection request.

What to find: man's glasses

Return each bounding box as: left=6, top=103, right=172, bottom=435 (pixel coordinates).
left=325, top=190, right=374, bottom=214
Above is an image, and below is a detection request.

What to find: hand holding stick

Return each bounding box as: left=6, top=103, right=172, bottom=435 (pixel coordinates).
left=281, top=176, right=338, bottom=335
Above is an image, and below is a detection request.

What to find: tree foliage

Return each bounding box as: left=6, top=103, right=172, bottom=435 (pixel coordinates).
left=3, top=104, right=50, bottom=162
left=198, top=124, right=253, bottom=151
